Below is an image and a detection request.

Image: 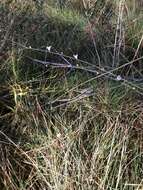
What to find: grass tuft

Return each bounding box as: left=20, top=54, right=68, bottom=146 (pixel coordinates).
left=0, top=0, right=143, bottom=189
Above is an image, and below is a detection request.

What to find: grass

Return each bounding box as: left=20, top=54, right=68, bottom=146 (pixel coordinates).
left=0, top=0, right=143, bottom=189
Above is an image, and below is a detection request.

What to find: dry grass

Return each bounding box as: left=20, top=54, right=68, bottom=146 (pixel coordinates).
left=0, top=0, right=143, bottom=189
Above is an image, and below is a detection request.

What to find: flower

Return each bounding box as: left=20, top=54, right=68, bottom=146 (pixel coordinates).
left=116, top=75, right=122, bottom=81
left=29, top=46, right=32, bottom=49
left=57, top=133, right=61, bottom=138
left=73, top=54, right=78, bottom=60
left=101, top=68, right=105, bottom=71
left=46, top=46, right=52, bottom=52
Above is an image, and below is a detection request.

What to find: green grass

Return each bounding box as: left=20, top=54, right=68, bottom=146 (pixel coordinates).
left=0, top=0, right=143, bottom=190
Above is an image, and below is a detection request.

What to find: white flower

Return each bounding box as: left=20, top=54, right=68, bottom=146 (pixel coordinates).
left=57, top=133, right=61, bottom=138
left=46, top=46, right=52, bottom=52
left=29, top=46, right=32, bottom=49
left=101, top=68, right=105, bottom=71
left=116, top=75, right=122, bottom=81
left=73, top=54, right=78, bottom=60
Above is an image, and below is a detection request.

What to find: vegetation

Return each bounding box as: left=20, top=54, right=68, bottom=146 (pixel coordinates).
left=0, top=0, right=143, bottom=189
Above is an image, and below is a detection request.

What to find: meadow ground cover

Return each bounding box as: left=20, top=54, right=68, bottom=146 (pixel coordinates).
left=0, top=0, right=143, bottom=189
